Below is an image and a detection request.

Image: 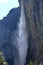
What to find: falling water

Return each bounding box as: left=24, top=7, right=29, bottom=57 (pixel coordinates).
left=18, top=4, right=28, bottom=65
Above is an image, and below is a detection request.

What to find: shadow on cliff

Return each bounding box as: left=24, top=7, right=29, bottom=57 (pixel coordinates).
left=0, top=6, right=21, bottom=65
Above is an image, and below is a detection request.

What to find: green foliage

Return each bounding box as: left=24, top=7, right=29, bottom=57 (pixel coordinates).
left=0, top=52, right=9, bottom=65
left=27, top=61, right=42, bottom=65
left=0, top=52, right=42, bottom=65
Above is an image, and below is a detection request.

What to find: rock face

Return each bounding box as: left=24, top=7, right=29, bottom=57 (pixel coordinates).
left=19, top=0, right=43, bottom=64
left=0, top=6, right=21, bottom=65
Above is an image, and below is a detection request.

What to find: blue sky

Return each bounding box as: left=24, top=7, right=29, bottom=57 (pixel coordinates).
left=0, top=0, right=19, bottom=19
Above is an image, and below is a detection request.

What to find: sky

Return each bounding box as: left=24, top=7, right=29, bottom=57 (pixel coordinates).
left=0, top=0, right=19, bottom=19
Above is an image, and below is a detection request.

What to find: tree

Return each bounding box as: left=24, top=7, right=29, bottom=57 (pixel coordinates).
left=0, top=52, right=8, bottom=65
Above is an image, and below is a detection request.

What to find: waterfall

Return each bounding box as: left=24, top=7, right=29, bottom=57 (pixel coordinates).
left=18, top=4, right=28, bottom=65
